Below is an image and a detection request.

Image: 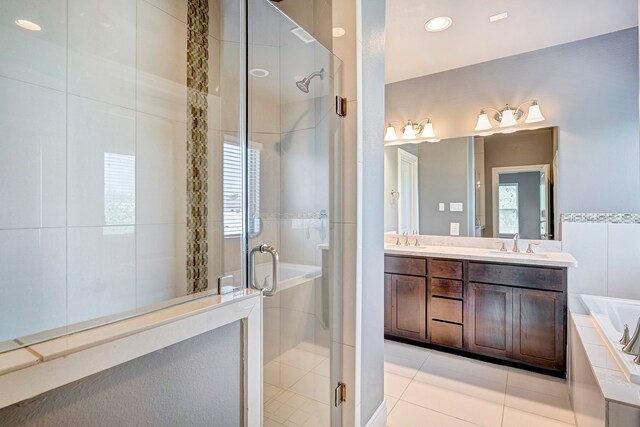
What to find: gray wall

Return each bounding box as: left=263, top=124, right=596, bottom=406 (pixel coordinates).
left=417, top=138, right=470, bottom=236
left=359, top=0, right=386, bottom=424
left=0, top=323, right=241, bottom=427
left=385, top=139, right=471, bottom=236
left=499, top=172, right=542, bottom=239
left=386, top=28, right=640, bottom=215
left=483, top=129, right=554, bottom=237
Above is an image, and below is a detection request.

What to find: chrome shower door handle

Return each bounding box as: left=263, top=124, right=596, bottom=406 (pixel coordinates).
left=249, top=244, right=279, bottom=297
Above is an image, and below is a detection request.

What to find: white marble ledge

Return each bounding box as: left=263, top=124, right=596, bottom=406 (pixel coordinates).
left=384, top=244, right=578, bottom=268
left=571, top=312, right=640, bottom=408
left=0, top=289, right=262, bottom=410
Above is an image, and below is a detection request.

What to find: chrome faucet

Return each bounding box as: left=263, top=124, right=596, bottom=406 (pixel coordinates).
left=413, top=230, right=420, bottom=247
left=512, top=233, right=520, bottom=253
left=404, top=232, right=410, bottom=246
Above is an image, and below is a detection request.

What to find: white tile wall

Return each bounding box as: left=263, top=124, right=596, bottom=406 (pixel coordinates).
left=0, top=0, right=231, bottom=343
left=0, top=77, right=66, bottom=229
left=67, top=226, right=136, bottom=324
left=563, top=220, right=640, bottom=301
left=0, top=228, right=66, bottom=341
left=136, top=223, right=186, bottom=307
left=67, top=95, right=136, bottom=227
left=68, top=0, right=136, bottom=109
left=0, top=0, right=67, bottom=90
left=136, top=0, right=187, bottom=122
left=607, top=223, right=640, bottom=300
left=136, top=112, right=186, bottom=225
left=562, top=222, right=608, bottom=296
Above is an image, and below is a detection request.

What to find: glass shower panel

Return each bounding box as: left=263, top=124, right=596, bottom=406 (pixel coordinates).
left=248, top=1, right=344, bottom=425
left=0, top=0, right=245, bottom=351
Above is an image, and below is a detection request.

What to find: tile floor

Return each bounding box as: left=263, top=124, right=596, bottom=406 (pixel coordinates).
left=264, top=342, right=331, bottom=427
left=384, top=340, right=576, bottom=427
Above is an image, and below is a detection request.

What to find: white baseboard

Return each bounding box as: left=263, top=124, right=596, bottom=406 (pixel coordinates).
left=365, top=400, right=387, bottom=427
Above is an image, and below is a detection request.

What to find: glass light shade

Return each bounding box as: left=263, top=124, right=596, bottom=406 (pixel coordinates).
left=384, top=124, right=398, bottom=141
left=420, top=121, right=436, bottom=138
left=525, top=103, right=545, bottom=123
left=499, top=108, right=517, bottom=127
left=474, top=112, right=492, bottom=131
left=401, top=121, right=417, bottom=140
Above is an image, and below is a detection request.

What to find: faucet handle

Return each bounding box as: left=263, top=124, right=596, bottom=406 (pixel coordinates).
left=526, top=243, right=540, bottom=254
left=395, top=235, right=401, bottom=246
left=496, top=241, right=506, bottom=252
left=621, top=324, right=631, bottom=345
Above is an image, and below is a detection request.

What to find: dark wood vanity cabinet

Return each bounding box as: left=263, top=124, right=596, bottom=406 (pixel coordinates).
left=386, top=274, right=426, bottom=340
left=384, top=255, right=568, bottom=375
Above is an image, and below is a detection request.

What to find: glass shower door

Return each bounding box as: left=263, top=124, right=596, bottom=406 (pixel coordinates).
left=246, top=1, right=344, bottom=425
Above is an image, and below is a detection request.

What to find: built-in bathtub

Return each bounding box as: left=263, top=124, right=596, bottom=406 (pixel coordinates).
left=581, top=294, right=640, bottom=385
left=252, top=262, right=322, bottom=293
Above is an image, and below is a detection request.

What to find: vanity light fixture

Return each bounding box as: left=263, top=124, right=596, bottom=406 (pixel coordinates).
left=384, top=118, right=438, bottom=144
left=474, top=100, right=546, bottom=132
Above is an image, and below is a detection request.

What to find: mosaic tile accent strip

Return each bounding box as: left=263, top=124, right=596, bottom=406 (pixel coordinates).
left=186, top=0, right=209, bottom=294
left=561, top=213, right=640, bottom=224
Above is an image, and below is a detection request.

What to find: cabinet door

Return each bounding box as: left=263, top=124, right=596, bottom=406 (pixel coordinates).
left=384, top=274, right=392, bottom=333
left=391, top=275, right=426, bottom=340
left=513, top=288, right=565, bottom=370
left=465, top=283, right=513, bottom=358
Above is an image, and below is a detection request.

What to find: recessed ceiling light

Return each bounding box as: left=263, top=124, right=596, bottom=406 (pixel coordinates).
left=489, top=12, right=508, bottom=23
left=249, top=68, right=270, bottom=78
left=15, top=19, right=41, bottom=31
left=425, top=16, right=452, bottom=32
left=332, top=27, right=346, bottom=38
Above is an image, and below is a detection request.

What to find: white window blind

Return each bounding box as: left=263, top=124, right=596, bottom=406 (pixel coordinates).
left=103, top=152, right=135, bottom=226
left=223, top=142, right=261, bottom=237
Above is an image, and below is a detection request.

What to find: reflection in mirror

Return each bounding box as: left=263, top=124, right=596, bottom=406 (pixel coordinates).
left=384, top=127, right=558, bottom=240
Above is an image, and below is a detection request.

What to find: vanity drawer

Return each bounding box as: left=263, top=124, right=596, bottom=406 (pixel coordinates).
left=431, top=320, right=463, bottom=349
left=385, top=256, right=426, bottom=276
left=468, top=262, right=564, bottom=291
left=429, top=259, right=463, bottom=280
left=431, top=278, right=463, bottom=299
left=431, top=297, right=463, bottom=323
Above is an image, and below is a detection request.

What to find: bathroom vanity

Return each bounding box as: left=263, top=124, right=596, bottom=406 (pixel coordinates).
left=384, top=244, right=577, bottom=376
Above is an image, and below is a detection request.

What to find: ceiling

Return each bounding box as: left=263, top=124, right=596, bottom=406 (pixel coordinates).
left=385, top=0, right=638, bottom=83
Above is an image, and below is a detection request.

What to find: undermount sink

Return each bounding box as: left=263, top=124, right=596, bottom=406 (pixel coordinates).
left=486, top=251, right=548, bottom=258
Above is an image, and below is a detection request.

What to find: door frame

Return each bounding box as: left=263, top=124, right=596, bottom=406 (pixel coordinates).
left=491, top=164, right=550, bottom=238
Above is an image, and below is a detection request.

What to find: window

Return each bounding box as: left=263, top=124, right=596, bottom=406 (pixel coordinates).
left=104, top=152, right=135, bottom=228
left=498, top=183, right=519, bottom=235
left=223, top=141, right=261, bottom=237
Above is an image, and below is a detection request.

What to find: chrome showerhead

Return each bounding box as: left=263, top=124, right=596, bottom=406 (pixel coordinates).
left=296, top=68, right=324, bottom=93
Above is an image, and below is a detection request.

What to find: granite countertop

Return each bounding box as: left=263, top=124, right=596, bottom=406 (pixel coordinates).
left=384, top=243, right=578, bottom=268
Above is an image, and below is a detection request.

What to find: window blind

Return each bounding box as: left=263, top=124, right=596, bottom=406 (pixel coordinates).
left=223, top=142, right=261, bottom=237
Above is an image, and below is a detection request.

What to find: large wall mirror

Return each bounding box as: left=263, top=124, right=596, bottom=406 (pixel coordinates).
left=384, top=127, right=559, bottom=240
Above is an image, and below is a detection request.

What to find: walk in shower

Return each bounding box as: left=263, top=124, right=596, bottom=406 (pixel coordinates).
left=0, top=0, right=343, bottom=424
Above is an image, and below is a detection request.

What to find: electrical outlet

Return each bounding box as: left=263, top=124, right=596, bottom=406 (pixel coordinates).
left=439, top=203, right=445, bottom=212
left=450, top=223, right=460, bottom=236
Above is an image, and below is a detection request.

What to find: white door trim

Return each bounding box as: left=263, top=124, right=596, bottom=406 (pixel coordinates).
left=397, top=148, right=419, bottom=234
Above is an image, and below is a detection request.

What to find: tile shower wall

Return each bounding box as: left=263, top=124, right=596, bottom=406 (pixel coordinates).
left=0, top=0, right=237, bottom=342
left=562, top=214, right=640, bottom=304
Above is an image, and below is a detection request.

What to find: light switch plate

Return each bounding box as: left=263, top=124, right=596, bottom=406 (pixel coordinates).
left=439, top=203, right=445, bottom=212
left=450, top=202, right=463, bottom=212
left=450, top=223, right=460, bottom=236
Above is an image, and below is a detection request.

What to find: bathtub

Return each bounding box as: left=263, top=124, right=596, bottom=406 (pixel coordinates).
left=580, top=294, right=640, bottom=384
left=252, top=262, right=322, bottom=294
